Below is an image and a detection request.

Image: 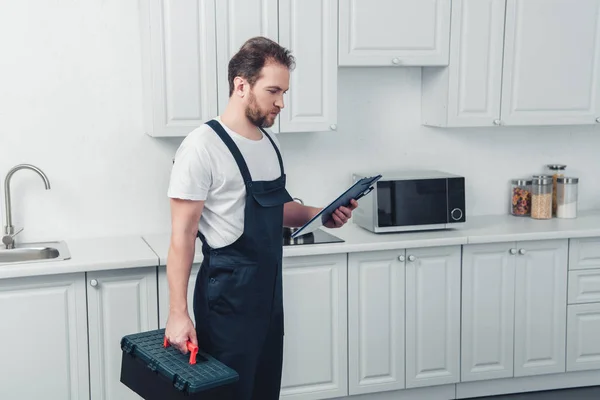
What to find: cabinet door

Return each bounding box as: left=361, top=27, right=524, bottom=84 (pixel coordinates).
left=461, top=242, right=516, bottom=382
left=215, top=0, right=278, bottom=128
left=501, top=0, right=600, bottom=126
left=280, top=254, right=347, bottom=399
left=348, top=250, right=405, bottom=395
left=339, top=0, right=450, bottom=66
left=279, top=0, right=338, bottom=133
left=0, top=273, right=89, bottom=400
left=421, top=0, right=506, bottom=127
left=158, top=264, right=201, bottom=327
left=514, top=239, right=568, bottom=377
left=447, top=0, right=505, bottom=127
left=88, top=268, right=159, bottom=400
left=140, top=0, right=218, bottom=137
left=405, top=246, right=461, bottom=388
left=567, top=303, right=600, bottom=372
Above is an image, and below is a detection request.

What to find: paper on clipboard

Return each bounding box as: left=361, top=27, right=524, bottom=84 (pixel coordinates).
left=290, top=175, right=382, bottom=239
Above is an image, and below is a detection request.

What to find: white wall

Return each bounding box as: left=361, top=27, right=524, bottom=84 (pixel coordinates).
left=1, top=1, right=599, bottom=243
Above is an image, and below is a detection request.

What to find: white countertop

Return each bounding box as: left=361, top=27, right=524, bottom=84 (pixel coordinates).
left=0, top=235, right=159, bottom=280
left=143, top=209, right=600, bottom=261
left=3, top=210, right=600, bottom=279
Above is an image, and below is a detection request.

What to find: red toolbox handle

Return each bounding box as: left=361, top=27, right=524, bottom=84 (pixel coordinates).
left=163, top=336, right=198, bottom=365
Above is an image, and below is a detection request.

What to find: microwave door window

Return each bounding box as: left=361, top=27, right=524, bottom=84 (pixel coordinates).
left=393, top=179, right=447, bottom=226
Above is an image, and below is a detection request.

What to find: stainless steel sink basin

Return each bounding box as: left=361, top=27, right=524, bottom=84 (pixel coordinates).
left=0, top=241, right=71, bottom=265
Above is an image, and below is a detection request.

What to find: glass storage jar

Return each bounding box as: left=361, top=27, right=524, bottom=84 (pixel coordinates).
left=556, top=177, right=579, bottom=219
left=510, top=179, right=532, bottom=216
left=546, top=164, right=566, bottom=216
left=531, top=176, right=553, bottom=219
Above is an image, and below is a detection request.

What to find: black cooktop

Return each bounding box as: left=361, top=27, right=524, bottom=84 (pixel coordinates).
left=283, top=228, right=344, bottom=246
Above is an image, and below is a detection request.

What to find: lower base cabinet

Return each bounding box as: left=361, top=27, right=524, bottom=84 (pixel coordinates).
left=0, top=273, right=90, bottom=400
left=461, top=240, right=568, bottom=383
left=348, top=245, right=461, bottom=396
left=280, top=253, right=348, bottom=400
left=87, top=267, right=158, bottom=400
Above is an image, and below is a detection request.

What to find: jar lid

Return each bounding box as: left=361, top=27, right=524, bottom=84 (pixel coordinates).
left=511, top=179, right=532, bottom=185
left=532, top=177, right=553, bottom=185
left=532, top=174, right=552, bottom=179
left=547, top=164, right=567, bottom=170
left=557, top=177, right=579, bottom=184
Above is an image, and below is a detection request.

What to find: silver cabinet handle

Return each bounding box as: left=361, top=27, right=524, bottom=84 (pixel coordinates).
left=408, top=255, right=416, bottom=262
left=90, top=279, right=98, bottom=287
left=398, top=255, right=405, bottom=262
left=519, top=249, right=526, bottom=255
left=330, top=124, right=337, bottom=130
left=510, top=248, right=517, bottom=255
left=596, top=117, right=600, bottom=123
left=392, top=58, right=400, bottom=65
left=493, top=119, right=502, bottom=125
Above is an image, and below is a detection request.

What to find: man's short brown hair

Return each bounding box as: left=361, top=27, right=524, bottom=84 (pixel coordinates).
left=228, top=37, right=295, bottom=96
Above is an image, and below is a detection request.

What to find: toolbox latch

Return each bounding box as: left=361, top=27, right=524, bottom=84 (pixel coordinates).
left=173, top=375, right=188, bottom=392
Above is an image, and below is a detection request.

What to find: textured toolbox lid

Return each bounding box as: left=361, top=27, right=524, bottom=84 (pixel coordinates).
left=121, top=328, right=238, bottom=393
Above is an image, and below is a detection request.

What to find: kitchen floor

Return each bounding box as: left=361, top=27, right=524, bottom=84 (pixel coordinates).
left=474, top=386, right=600, bottom=399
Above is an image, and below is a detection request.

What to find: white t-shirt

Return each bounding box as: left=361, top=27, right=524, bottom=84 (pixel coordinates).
left=167, top=117, right=283, bottom=249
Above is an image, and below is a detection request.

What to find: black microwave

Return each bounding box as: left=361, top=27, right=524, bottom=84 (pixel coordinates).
left=351, top=170, right=466, bottom=233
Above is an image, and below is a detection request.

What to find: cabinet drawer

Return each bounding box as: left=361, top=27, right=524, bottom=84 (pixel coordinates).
left=569, top=238, right=600, bottom=270
left=567, top=303, right=600, bottom=372
left=568, top=269, right=600, bottom=304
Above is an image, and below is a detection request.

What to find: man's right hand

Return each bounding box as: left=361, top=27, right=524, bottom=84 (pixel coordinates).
left=165, top=312, right=198, bottom=354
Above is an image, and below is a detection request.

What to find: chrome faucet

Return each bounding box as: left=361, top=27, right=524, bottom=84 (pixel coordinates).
left=2, top=164, right=51, bottom=249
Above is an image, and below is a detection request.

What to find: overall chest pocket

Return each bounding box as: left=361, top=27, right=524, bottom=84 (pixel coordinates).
left=206, top=260, right=262, bottom=315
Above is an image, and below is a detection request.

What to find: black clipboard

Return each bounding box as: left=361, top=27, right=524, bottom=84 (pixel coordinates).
left=291, top=175, right=382, bottom=239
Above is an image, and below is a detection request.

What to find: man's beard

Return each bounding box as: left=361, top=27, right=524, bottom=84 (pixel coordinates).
left=245, top=91, right=277, bottom=128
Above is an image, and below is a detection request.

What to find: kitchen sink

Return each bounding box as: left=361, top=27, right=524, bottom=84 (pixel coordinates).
left=0, top=241, right=71, bottom=265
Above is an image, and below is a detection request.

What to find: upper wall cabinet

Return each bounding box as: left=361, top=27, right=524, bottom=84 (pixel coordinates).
left=279, top=0, right=339, bottom=133
left=139, top=0, right=218, bottom=137
left=215, top=0, right=279, bottom=132
left=422, top=0, right=600, bottom=127
left=339, top=0, right=451, bottom=66
left=140, top=0, right=338, bottom=137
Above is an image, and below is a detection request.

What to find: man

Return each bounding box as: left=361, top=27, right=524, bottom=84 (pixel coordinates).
left=164, top=36, right=357, bottom=399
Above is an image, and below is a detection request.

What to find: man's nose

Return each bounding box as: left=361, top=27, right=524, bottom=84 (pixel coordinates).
left=275, top=95, right=284, bottom=109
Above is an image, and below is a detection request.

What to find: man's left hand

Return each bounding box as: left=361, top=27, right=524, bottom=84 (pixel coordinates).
left=324, top=199, right=359, bottom=228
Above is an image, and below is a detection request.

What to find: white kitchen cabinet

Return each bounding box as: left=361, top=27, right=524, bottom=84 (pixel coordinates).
left=405, top=246, right=461, bottom=388
left=215, top=0, right=279, bottom=131
left=139, top=0, right=218, bottom=137
left=567, top=303, right=600, bottom=372
left=423, top=0, right=600, bottom=127
left=461, top=239, right=569, bottom=381
left=348, top=250, right=406, bottom=395
left=339, top=0, right=451, bottom=66
left=278, top=0, right=338, bottom=133
left=158, top=264, right=201, bottom=327
left=569, top=238, right=600, bottom=270
left=568, top=269, right=600, bottom=305
left=514, top=239, right=568, bottom=377
left=280, top=253, right=348, bottom=399
left=501, top=0, right=600, bottom=126
left=422, top=0, right=506, bottom=127
left=0, top=273, right=90, bottom=400
left=461, top=242, right=516, bottom=382
left=87, top=268, right=159, bottom=400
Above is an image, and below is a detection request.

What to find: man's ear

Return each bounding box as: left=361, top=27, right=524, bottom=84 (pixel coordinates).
left=233, top=77, right=246, bottom=98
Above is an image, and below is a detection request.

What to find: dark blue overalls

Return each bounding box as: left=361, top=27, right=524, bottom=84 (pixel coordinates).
left=193, top=119, right=293, bottom=399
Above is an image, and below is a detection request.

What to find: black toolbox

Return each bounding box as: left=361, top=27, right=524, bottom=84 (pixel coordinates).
left=120, top=328, right=238, bottom=399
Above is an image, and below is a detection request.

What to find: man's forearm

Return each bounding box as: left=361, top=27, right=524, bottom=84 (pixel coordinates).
left=283, top=201, right=321, bottom=227
left=166, top=232, right=196, bottom=315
